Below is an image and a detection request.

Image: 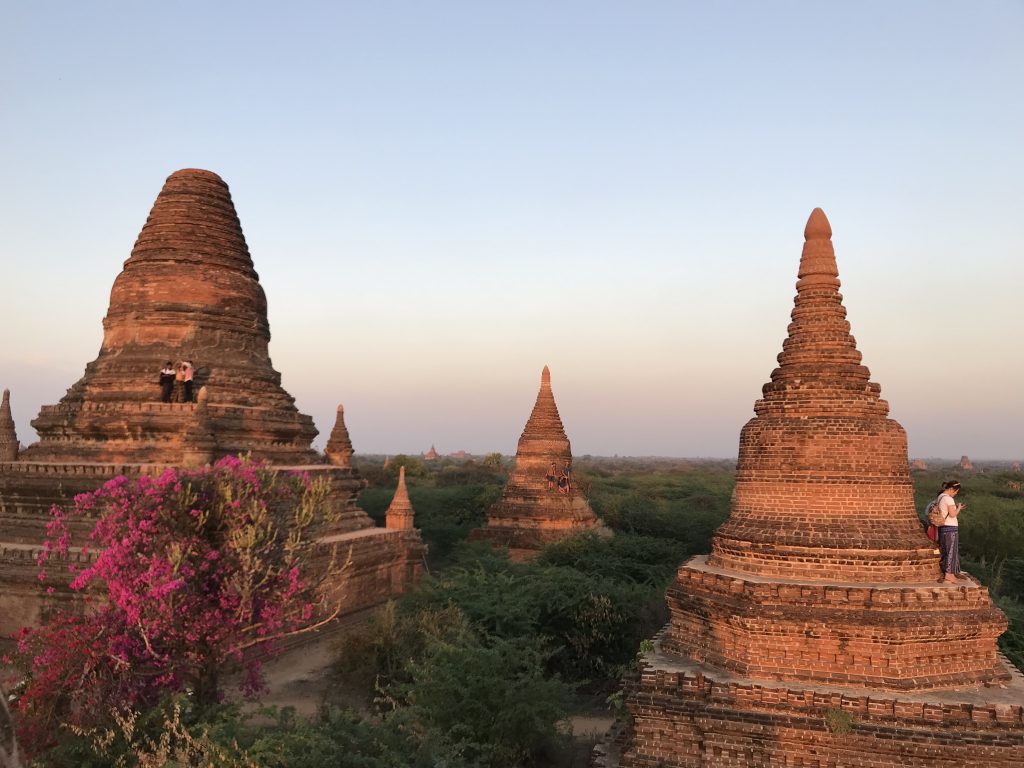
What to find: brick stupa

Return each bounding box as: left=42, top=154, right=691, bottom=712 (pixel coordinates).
left=385, top=466, right=416, bottom=531
left=0, top=169, right=425, bottom=640
left=470, top=366, right=602, bottom=556
left=22, top=169, right=316, bottom=465
left=0, top=391, right=17, bottom=463
left=599, top=210, right=1023, bottom=767
left=325, top=404, right=354, bottom=468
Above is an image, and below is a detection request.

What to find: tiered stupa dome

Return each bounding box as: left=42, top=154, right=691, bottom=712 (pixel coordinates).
left=710, top=208, right=936, bottom=583
left=22, top=169, right=318, bottom=465
left=663, top=209, right=1008, bottom=690
left=603, top=209, right=1022, bottom=768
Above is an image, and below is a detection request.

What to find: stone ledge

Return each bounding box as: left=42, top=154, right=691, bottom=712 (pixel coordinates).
left=644, top=632, right=1024, bottom=713
left=678, top=554, right=995, bottom=606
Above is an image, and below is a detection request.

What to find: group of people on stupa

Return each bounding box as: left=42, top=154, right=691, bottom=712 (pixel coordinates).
left=545, top=461, right=573, bottom=495
left=158, top=360, right=195, bottom=403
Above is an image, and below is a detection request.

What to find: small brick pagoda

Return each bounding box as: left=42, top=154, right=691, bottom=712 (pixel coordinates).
left=598, top=209, right=1023, bottom=767
left=0, top=391, right=17, bottom=463
left=470, top=366, right=603, bottom=556
left=385, top=465, right=416, bottom=531
left=0, top=169, right=425, bottom=640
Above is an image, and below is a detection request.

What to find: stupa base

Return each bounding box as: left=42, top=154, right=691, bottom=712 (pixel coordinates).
left=595, top=634, right=1024, bottom=768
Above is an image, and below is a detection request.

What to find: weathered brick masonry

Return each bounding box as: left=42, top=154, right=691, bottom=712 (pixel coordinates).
left=0, top=169, right=424, bottom=642
left=599, top=209, right=1024, bottom=767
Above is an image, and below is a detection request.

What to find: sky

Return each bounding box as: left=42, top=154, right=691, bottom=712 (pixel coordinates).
left=1, top=1, right=1022, bottom=459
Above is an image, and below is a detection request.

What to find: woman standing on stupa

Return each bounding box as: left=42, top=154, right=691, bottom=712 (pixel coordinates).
left=181, top=361, right=195, bottom=403
left=936, top=480, right=966, bottom=583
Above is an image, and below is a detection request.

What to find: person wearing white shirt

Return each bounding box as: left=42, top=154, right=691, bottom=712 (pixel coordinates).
left=936, top=480, right=966, bottom=583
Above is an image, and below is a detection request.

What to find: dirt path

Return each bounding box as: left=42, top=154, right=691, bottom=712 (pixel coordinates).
left=253, top=633, right=363, bottom=717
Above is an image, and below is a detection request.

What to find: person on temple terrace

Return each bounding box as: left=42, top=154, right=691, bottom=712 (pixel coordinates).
left=182, top=360, right=195, bottom=403
left=557, top=461, right=572, bottom=495
left=936, top=480, right=966, bottom=584
left=158, top=361, right=176, bottom=403
left=546, top=461, right=558, bottom=491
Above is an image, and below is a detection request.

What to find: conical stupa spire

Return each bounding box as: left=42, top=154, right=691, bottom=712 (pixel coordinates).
left=760, top=207, right=881, bottom=418
left=0, top=389, right=19, bottom=462
left=709, top=209, right=935, bottom=583
left=325, top=404, right=354, bottom=468
left=386, top=465, right=415, bottom=530
left=521, top=365, right=568, bottom=445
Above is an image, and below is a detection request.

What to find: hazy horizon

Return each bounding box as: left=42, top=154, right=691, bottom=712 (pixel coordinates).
left=3, top=2, right=1022, bottom=459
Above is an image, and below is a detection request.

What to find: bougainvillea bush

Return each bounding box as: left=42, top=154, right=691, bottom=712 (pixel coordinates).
left=7, top=456, right=341, bottom=755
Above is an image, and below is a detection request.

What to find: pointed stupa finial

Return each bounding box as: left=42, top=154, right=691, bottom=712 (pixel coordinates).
left=519, top=365, right=569, bottom=449
left=762, top=209, right=878, bottom=415
left=386, top=465, right=415, bottom=530
left=325, top=402, right=354, bottom=467
left=803, top=207, right=832, bottom=241
left=0, top=389, right=19, bottom=462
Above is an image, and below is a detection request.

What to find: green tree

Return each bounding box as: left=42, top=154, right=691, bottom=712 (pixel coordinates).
left=482, top=453, right=505, bottom=471
left=402, top=635, right=570, bottom=768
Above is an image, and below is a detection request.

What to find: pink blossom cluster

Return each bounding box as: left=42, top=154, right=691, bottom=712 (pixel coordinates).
left=7, top=456, right=326, bottom=755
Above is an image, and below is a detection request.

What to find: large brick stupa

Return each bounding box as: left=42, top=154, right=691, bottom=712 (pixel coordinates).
left=598, top=210, right=1023, bottom=767
left=470, top=366, right=603, bottom=556
left=0, top=169, right=425, bottom=639
left=22, top=169, right=317, bottom=465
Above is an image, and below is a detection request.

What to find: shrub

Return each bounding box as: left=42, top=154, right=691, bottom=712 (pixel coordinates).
left=401, top=635, right=571, bottom=768
left=11, top=458, right=342, bottom=756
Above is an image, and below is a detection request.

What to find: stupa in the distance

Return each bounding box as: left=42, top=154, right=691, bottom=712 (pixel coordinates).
left=0, top=169, right=425, bottom=640
left=597, top=209, right=1023, bottom=767
left=470, top=366, right=604, bottom=558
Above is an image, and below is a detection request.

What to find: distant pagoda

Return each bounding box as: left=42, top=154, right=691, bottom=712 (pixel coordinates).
left=599, top=210, right=1023, bottom=768
left=0, top=390, right=18, bottom=462
left=385, top=465, right=416, bottom=531
left=0, top=169, right=425, bottom=640
left=470, top=366, right=603, bottom=556
left=325, top=404, right=354, bottom=468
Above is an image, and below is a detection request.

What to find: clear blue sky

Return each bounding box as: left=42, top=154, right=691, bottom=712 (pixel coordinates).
left=2, top=1, right=1022, bottom=458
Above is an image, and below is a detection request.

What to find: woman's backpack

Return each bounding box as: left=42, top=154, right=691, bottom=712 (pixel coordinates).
left=926, top=498, right=948, bottom=527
